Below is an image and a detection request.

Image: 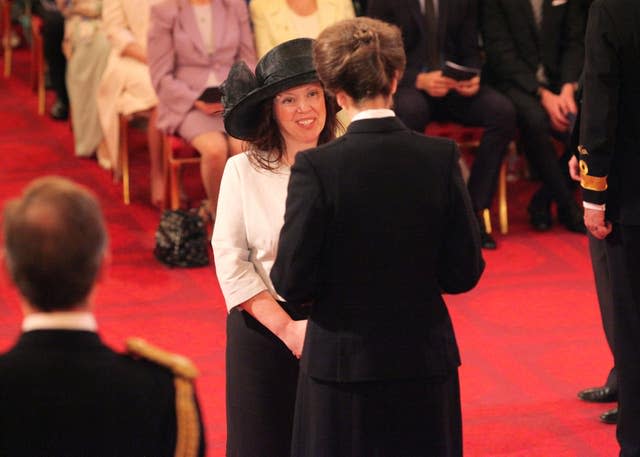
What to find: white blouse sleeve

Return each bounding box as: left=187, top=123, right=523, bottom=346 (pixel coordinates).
left=212, top=158, right=269, bottom=312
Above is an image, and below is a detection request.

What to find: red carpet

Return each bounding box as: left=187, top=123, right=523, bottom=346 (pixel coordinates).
left=1, top=49, right=618, bottom=456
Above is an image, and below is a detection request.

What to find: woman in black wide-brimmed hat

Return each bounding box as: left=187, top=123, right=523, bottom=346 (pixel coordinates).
left=211, top=38, right=339, bottom=457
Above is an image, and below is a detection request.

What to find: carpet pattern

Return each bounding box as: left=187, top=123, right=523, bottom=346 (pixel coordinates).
left=0, top=49, right=618, bottom=456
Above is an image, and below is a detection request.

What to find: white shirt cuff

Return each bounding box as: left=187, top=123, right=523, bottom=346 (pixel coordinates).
left=583, top=201, right=606, bottom=211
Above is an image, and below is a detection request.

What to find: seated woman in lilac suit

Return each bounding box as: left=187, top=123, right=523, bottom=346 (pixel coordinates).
left=148, top=0, right=256, bottom=217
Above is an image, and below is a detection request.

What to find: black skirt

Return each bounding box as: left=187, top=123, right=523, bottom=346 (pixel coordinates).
left=291, top=369, right=462, bottom=457
left=226, top=302, right=306, bottom=457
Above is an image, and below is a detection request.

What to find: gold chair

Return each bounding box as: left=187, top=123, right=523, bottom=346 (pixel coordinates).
left=425, top=121, right=509, bottom=235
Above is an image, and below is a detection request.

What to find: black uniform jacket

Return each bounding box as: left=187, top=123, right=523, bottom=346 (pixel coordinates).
left=271, top=116, right=485, bottom=383
left=482, top=0, right=585, bottom=94
left=579, top=0, right=640, bottom=224
left=0, top=329, right=205, bottom=457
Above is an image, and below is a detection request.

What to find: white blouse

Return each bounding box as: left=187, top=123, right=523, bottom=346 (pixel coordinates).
left=212, top=152, right=291, bottom=312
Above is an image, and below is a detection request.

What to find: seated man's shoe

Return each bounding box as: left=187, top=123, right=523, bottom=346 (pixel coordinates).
left=481, top=230, right=497, bottom=250
left=49, top=100, right=69, bottom=121
left=558, top=202, right=587, bottom=234
left=477, top=212, right=497, bottom=250
left=578, top=385, right=617, bottom=403
left=527, top=202, right=552, bottom=232
left=600, top=407, right=618, bottom=424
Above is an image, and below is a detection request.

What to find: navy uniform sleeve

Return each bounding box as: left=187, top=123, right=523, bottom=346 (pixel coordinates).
left=578, top=0, right=620, bottom=205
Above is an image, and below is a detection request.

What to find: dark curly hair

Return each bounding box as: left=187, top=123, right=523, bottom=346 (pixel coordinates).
left=246, top=86, right=340, bottom=171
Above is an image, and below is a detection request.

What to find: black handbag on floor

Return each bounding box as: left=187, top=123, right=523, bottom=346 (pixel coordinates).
left=154, top=209, right=209, bottom=267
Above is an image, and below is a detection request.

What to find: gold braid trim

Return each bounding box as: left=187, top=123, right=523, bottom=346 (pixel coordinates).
left=126, top=337, right=199, bottom=379
left=174, top=377, right=201, bottom=457
left=579, top=160, right=608, bottom=192
left=125, top=338, right=201, bottom=457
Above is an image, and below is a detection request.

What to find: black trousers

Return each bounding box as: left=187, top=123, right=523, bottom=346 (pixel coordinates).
left=604, top=225, right=640, bottom=456
left=394, top=85, right=516, bottom=212
left=501, top=86, right=575, bottom=208
left=33, top=0, right=67, bottom=105
left=588, top=234, right=617, bottom=391
left=291, top=370, right=462, bottom=457
left=226, top=307, right=302, bottom=457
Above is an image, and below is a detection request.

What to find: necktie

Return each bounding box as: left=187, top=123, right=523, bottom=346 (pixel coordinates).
left=530, top=0, right=544, bottom=28
left=423, top=0, right=440, bottom=70
left=530, top=0, right=548, bottom=84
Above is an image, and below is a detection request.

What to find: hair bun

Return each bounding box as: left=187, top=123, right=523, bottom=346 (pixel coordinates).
left=353, top=27, right=375, bottom=46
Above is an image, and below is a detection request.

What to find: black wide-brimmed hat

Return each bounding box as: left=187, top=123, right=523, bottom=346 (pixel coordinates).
left=222, top=38, right=318, bottom=140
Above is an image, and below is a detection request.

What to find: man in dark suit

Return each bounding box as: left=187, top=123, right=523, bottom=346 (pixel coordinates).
left=0, top=176, right=205, bottom=457
left=368, top=0, right=517, bottom=250
left=482, top=0, right=586, bottom=233
left=579, top=1, right=640, bottom=454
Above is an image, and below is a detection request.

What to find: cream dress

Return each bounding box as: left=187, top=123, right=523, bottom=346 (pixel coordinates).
left=63, top=0, right=111, bottom=165
left=96, top=0, right=159, bottom=171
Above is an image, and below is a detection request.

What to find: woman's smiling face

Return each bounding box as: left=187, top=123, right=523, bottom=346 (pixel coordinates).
left=273, top=82, right=327, bottom=149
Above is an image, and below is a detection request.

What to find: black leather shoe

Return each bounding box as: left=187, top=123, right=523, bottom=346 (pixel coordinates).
left=578, top=386, right=617, bottom=403
left=480, top=230, right=497, bottom=250
left=558, top=202, right=587, bottom=234
left=477, top=213, right=497, bottom=250
left=527, top=202, right=552, bottom=232
left=49, top=99, right=69, bottom=121
left=600, top=407, right=618, bottom=424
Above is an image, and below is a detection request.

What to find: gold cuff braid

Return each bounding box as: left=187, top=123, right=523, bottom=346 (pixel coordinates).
left=579, top=160, right=608, bottom=192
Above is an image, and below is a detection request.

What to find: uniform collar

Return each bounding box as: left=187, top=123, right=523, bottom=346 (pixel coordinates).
left=351, top=109, right=395, bottom=122
left=22, top=311, right=98, bottom=332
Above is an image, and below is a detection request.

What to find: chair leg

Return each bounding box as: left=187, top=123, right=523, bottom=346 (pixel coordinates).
left=36, top=35, right=45, bottom=115
left=170, top=162, right=181, bottom=210
left=2, top=0, right=11, bottom=78
left=482, top=209, right=493, bottom=235
left=2, top=25, right=11, bottom=78
left=499, top=159, right=509, bottom=234
left=118, top=114, right=130, bottom=204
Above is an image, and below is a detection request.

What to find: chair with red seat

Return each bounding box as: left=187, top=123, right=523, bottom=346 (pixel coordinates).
left=425, top=121, right=509, bottom=235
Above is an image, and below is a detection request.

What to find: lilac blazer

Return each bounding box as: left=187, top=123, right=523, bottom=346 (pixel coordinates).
left=148, top=0, right=257, bottom=134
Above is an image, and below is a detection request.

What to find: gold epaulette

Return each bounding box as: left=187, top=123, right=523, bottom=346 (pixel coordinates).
left=126, top=338, right=201, bottom=457
left=126, top=337, right=199, bottom=379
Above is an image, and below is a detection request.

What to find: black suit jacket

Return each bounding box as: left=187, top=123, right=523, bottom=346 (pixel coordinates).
left=368, top=0, right=481, bottom=88
left=481, top=0, right=585, bottom=95
left=579, top=0, right=640, bottom=224
left=271, top=116, right=485, bottom=382
left=0, top=330, right=205, bottom=457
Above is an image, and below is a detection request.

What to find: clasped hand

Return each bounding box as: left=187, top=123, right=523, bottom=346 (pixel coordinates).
left=415, top=71, right=480, bottom=98
left=540, top=83, right=577, bottom=132
left=279, top=319, right=308, bottom=359
left=194, top=100, right=224, bottom=115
